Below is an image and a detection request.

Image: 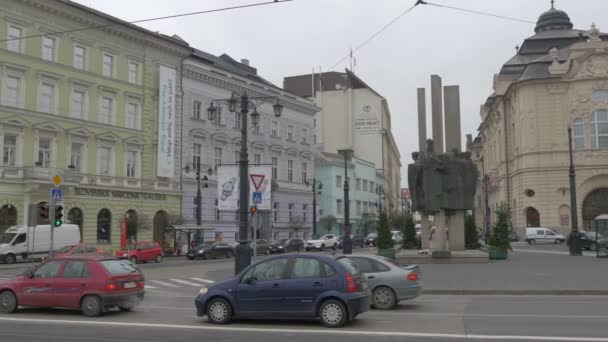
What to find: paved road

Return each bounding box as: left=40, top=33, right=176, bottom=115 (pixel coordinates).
left=1, top=295, right=608, bottom=341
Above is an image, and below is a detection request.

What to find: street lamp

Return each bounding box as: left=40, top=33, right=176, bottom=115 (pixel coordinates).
left=306, top=178, right=323, bottom=235
left=207, top=91, right=283, bottom=275
left=376, top=185, right=385, bottom=214
left=567, top=126, right=582, bottom=256
left=184, top=163, right=213, bottom=229
left=338, top=149, right=353, bottom=254
left=482, top=174, right=490, bottom=245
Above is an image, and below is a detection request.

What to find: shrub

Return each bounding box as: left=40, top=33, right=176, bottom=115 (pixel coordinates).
left=488, top=203, right=512, bottom=251
left=401, top=213, right=418, bottom=249
left=376, top=211, right=394, bottom=249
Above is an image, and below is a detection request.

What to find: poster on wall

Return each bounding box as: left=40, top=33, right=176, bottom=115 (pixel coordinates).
left=354, top=104, right=380, bottom=136
left=156, top=65, right=177, bottom=178
left=217, top=165, right=273, bottom=210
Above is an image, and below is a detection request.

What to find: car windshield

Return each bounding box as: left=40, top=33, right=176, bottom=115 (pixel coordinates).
left=199, top=242, right=214, bottom=248
left=311, top=234, right=322, bottom=240
left=101, top=259, right=140, bottom=275
left=0, top=233, right=16, bottom=244
left=278, top=239, right=289, bottom=246
left=366, top=233, right=377, bottom=238
left=57, top=245, right=75, bottom=253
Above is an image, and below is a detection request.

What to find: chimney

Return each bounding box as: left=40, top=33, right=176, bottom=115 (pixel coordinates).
left=241, top=59, right=250, bottom=66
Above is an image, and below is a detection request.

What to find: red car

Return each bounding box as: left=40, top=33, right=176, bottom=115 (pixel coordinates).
left=55, top=244, right=107, bottom=257
left=0, top=255, right=144, bottom=317
left=114, top=241, right=162, bottom=264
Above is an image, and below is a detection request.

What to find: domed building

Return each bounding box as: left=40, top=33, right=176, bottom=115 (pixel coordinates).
left=472, top=4, right=608, bottom=236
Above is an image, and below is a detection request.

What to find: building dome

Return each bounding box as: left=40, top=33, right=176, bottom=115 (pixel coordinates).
left=535, top=8, right=573, bottom=33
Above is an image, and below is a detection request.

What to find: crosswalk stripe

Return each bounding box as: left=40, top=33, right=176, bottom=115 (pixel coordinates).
left=190, top=278, right=215, bottom=284
left=170, top=278, right=207, bottom=286
left=149, top=280, right=182, bottom=288
left=144, top=285, right=157, bottom=289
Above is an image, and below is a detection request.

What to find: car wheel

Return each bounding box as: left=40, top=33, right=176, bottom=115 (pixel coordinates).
left=130, top=256, right=138, bottom=264
left=0, top=291, right=18, bottom=314
left=118, top=304, right=134, bottom=312
left=372, top=286, right=397, bottom=310
left=188, top=256, right=194, bottom=260
left=207, top=298, right=233, bottom=324
left=81, top=295, right=103, bottom=317
left=155, top=255, right=162, bottom=263
left=318, top=299, right=348, bottom=328
left=528, top=239, right=536, bottom=245
left=202, top=253, right=209, bottom=260
left=320, top=244, right=325, bottom=251
left=4, top=254, right=16, bottom=265
left=305, top=247, right=310, bottom=252
left=554, top=239, right=561, bottom=244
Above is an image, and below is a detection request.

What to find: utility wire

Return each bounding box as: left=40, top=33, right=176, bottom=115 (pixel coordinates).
left=0, top=0, right=293, bottom=43
left=328, top=1, right=421, bottom=71
left=421, top=1, right=535, bottom=25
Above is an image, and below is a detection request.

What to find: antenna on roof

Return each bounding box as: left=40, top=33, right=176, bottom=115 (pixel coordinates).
left=551, top=0, right=555, bottom=9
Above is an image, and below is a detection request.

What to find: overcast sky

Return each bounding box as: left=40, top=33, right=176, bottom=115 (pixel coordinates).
left=75, top=0, right=607, bottom=186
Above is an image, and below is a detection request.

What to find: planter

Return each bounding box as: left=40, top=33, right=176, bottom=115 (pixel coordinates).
left=488, top=246, right=508, bottom=260
left=377, top=248, right=396, bottom=260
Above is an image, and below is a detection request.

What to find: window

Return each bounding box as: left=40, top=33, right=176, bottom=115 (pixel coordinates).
left=73, top=45, right=86, bottom=70
left=215, top=199, right=220, bottom=221
left=99, top=147, right=112, bottom=176
left=591, top=110, right=608, bottom=149
left=336, top=175, right=342, bottom=188
left=272, top=157, right=278, bottom=180
left=348, top=257, right=375, bottom=273
left=254, top=121, right=261, bottom=134
left=13, top=233, right=26, bottom=244
left=313, top=118, right=316, bottom=128
left=34, top=261, right=63, bottom=278
left=62, top=261, right=89, bottom=278
left=234, top=112, right=241, bottom=129
left=70, top=142, right=83, bottom=171
left=3, top=135, right=17, bottom=166
left=100, top=96, right=113, bottom=124
left=102, top=54, right=114, bottom=77
left=42, top=36, right=56, bottom=61
left=39, top=82, right=55, bottom=114
left=301, top=128, right=308, bottom=144
left=4, top=75, right=21, bottom=108
left=214, top=147, right=223, bottom=169
left=301, top=162, right=307, bottom=183
left=272, top=121, right=279, bottom=137
left=37, top=138, right=51, bottom=168
left=7, top=25, right=22, bottom=53
left=100, top=260, right=140, bottom=276
left=287, top=125, right=294, bottom=141
left=289, top=203, right=294, bottom=222
left=71, top=89, right=86, bottom=119
left=592, top=90, right=608, bottom=102
left=313, top=134, right=317, bottom=144
left=273, top=202, right=278, bottom=222
left=323, top=263, right=336, bottom=277
left=573, top=118, right=585, bottom=150
left=234, top=150, right=240, bottom=163
left=214, top=106, right=223, bottom=125
left=126, top=99, right=140, bottom=129
left=97, top=209, right=112, bottom=244
left=244, top=258, right=288, bottom=282
left=356, top=178, right=361, bottom=191
left=291, top=258, right=323, bottom=278
left=370, top=182, right=375, bottom=193
left=128, top=62, right=139, bottom=84
left=363, top=180, right=368, bottom=192
left=126, top=150, right=137, bottom=177
left=192, top=101, right=202, bottom=120
left=303, top=204, right=308, bottom=223
left=193, top=143, right=202, bottom=168
left=287, top=160, right=293, bottom=182
left=254, top=154, right=261, bottom=166
left=356, top=201, right=362, bottom=215
left=337, top=199, right=343, bottom=215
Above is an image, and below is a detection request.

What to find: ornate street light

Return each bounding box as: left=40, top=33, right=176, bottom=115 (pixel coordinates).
left=273, top=98, right=283, bottom=118
left=250, top=106, right=261, bottom=126
left=207, top=102, right=218, bottom=121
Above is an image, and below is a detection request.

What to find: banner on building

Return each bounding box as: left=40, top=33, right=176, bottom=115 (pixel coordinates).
left=217, top=165, right=272, bottom=211
left=157, top=65, right=177, bottom=178
left=354, top=104, right=380, bottom=135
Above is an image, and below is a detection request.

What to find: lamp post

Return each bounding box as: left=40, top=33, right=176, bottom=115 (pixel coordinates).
left=567, top=127, right=582, bottom=256
left=207, top=92, right=283, bottom=274
left=185, top=163, right=212, bottom=243
left=307, top=178, right=323, bottom=235
left=482, top=174, right=490, bottom=245
left=338, top=149, right=353, bottom=254
left=376, top=185, right=384, bottom=214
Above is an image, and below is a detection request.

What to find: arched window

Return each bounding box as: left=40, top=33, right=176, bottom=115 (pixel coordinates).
left=0, top=205, right=17, bottom=232
left=573, top=118, right=585, bottom=150
left=97, top=209, right=111, bottom=244
left=591, top=110, right=608, bottom=149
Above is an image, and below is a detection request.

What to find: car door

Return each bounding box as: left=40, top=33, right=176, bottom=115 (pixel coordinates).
left=535, top=229, right=546, bottom=243
left=18, top=260, right=64, bottom=307
left=52, top=260, right=91, bottom=308
left=281, top=257, right=327, bottom=316
left=218, top=242, right=231, bottom=257
left=236, top=257, right=290, bottom=316
left=325, top=235, right=335, bottom=247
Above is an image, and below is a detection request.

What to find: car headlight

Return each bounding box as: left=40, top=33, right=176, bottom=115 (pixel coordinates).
left=199, top=287, right=208, bottom=294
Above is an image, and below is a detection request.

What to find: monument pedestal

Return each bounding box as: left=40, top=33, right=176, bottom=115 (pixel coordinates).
left=421, top=215, right=431, bottom=249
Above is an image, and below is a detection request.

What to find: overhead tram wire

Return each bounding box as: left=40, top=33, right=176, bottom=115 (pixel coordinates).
left=0, top=0, right=293, bottom=43
left=419, top=0, right=535, bottom=25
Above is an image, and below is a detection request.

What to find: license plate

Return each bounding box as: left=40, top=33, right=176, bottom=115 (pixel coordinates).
left=124, top=282, right=136, bottom=289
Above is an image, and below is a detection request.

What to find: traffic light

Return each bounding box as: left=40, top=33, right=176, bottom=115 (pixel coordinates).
left=54, top=205, right=64, bottom=227
left=39, top=204, right=49, bottom=221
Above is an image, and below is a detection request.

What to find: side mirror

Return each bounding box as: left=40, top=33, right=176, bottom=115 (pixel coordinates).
left=25, top=270, right=34, bottom=279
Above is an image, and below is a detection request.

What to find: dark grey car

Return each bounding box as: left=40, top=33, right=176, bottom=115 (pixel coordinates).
left=187, top=241, right=233, bottom=260
left=249, top=239, right=270, bottom=255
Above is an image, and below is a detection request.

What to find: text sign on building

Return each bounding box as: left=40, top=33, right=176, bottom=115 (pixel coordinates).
left=354, top=104, right=380, bottom=136
left=217, top=165, right=272, bottom=211
left=157, top=65, right=177, bottom=178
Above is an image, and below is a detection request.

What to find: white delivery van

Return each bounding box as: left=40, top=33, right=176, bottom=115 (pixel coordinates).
left=0, top=224, right=80, bottom=264
left=525, top=227, right=565, bottom=245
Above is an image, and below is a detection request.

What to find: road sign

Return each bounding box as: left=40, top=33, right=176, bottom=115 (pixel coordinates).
left=252, top=191, right=263, bottom=204
left=51, top=175, right=62, bottom=187
left=51, top=188, right=63, bottom=202
left=250, top=174, right=265, bottom=191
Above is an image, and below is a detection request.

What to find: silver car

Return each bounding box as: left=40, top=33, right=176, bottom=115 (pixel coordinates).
left=340, top=255, right=422, bottom=309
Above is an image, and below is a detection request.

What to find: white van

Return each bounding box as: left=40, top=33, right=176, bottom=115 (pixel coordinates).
left=0, top=224, right=80, bottom=264
left=525, top=227, right=565, bottom=244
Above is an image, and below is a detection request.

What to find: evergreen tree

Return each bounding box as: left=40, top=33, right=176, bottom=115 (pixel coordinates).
left=401, top=212, right=418, bottom=249
left=376, top=211, right=394, bottom=249
left=465, top=214, right=481, bottom=249
left=488, top=203, right=512, bottom=251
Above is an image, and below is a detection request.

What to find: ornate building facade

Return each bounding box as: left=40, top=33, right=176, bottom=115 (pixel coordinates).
left=474, top=5, right=608, bottom=236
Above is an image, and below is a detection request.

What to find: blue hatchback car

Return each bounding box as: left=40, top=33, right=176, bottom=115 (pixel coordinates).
left=194, top=254, right=371, bottom=327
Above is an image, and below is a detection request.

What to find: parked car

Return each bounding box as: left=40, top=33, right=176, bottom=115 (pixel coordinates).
left=525, top=227, right=565, bottom=244
left=187, top=241, right=233, bottom=260
left=337, top=235, right=365, bottom=249
left=508, top=231, right=520, bottom=242
left=250, top=239, right=270, bottom=255
left=305, top=234, right=338, bottom=251
left=339, top=255, right=421, bottom=310
left=0, top=224, right=80, bottom=264
left=391, top=231, right=403, bottom=244
left=114, top=241, right=163, bottom=263
left=194, top=254, right=371, bottom=327
left=267, top=239, right=305, bottom=254
left=365, top=233, right=378, bottom=247
left=54, top=244, right=107, bottom=258
left=0, top=255, right=144, bottom=316
left=570, top=231, right=608, bottom=251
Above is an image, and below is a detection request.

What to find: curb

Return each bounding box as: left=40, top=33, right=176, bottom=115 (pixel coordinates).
left=423, top=289, right=608, bottom=295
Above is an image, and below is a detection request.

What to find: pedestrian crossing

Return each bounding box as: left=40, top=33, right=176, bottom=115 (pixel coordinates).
left=145, top=277, right=215, bottom=289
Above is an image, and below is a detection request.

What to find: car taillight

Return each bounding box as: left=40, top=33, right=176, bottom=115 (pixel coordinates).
left=345, top=272, right=357, bottom=293
left=106, top=283, right=118, bottom=290
left=407, top=272, right=418, bottom=281
left=138, top=281, right=145, bottom=288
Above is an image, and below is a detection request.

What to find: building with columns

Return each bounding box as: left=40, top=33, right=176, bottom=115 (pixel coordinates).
left=181, top=50, right=319, bottom=243
left=473, top=4, right=608, bottom=236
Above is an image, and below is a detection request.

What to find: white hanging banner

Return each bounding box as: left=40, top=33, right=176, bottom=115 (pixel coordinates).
left=216, top=165, right=272, bottom=211
left=217, top=165, right=240, bottom=211
left=157, top=65, right=177, bottom=178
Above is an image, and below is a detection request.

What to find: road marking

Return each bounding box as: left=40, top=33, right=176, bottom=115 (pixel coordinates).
left=190, top=278, right=215, bottom=284
left=149, top=280, right=182, bottom=288
left=170, top=278, right=207, bottom=286
left=513, top=249, right=595, bottom=257
left=0, top=317, right=607, bottom=341
left=144, top=285, right=157, bottom=289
